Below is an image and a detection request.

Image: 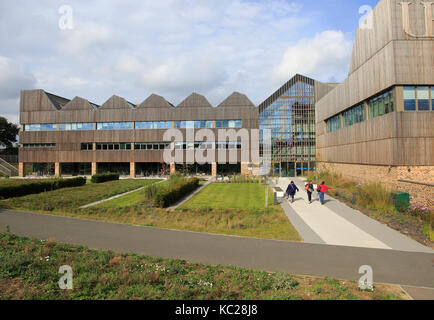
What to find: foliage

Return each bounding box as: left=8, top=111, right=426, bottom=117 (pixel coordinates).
left=229, top=175, right=262, bottom=184
left=0, top=117, right=19, bottom=148
left=0, top=177, right=86, bottom=199
left=0, top=232, right=407, bottom=300
left=91, top=173, right=120, bottom=184
left=153, top=177, right=200, bottom=208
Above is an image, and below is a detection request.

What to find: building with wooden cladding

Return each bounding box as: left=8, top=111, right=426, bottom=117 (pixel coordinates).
left=18, top=90, right=260, bottom=177
left=315, top=0, right=434, bottom=206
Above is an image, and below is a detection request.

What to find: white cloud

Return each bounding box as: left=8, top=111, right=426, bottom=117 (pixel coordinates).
left=272, top=30, right=353, bottom=84
left=0, top=56, right=36, bottom=99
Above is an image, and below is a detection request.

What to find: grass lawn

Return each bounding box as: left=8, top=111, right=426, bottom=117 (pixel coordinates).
left=1, top=179, right=160, bottom=212
left=0, top=232, right=408, bottom=300
left=179, top=183, right=273, bottom=210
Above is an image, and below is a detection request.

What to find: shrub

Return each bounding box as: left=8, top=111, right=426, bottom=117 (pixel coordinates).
left=0, top=177, right=86, bottom=199
left=91, top=173, right=119, bottom=184
left=230, top=175, right=261, bottom=184
left=153, top=178, right=200, bottom=208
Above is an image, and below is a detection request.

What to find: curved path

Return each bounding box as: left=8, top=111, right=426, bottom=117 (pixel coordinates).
left=1, top=208, right=433, bottom=296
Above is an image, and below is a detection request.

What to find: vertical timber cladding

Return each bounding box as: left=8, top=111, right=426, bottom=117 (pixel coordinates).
left=259, top=74, right=333, bottom=177
left=19, top=90, right=260, bottom=174
left=314, top=0, right=434, bottom=205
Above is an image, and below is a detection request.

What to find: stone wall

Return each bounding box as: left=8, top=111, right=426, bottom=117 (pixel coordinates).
left=317, top=162, right=434, bottom=208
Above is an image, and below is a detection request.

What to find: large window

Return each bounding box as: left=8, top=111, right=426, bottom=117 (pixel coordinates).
left=343, top=104, right=365, bottom=127
left=417, top=87, right=430, bottom=111
left=96, top=122, right=133, bottom=130
left=59, top=123, right=94, bottom=131
left=24, top=124, right=57, bottom=131
left=403, top=86, right=416, bottom=111
left=326, top=115, right=341, bottom=133
left=432, top=87, right=434, bottom=111
left=135, top=121, right=171, bottom=129
left=81, top=143, right=93, bottom=151
left=369, top=88, right=394, bottom=118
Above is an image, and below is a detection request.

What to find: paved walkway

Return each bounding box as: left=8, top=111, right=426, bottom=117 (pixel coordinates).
left=0, top=208, right=433, bottom=296
left=276, top=177, right=433, bottom=253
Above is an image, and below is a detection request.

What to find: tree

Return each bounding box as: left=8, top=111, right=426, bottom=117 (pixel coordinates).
left=0, top=117, right=19, bottom=148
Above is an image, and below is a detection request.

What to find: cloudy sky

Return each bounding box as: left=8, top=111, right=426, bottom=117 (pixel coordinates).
left=0, top=0, right=379, bottom=124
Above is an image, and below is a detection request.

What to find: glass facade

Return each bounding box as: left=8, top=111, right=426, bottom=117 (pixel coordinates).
left=259, top=75, right=316, bottom=176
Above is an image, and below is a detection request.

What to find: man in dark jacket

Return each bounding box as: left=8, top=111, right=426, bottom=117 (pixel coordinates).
left=286, top=181, right=299, bottom=203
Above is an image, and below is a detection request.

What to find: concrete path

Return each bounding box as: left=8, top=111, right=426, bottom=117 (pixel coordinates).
left=0, top=208, right=433, bottom=295
left=277, top=178, right=432, bottom=253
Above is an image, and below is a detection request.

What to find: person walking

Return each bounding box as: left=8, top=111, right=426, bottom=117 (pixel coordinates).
left=305, top=180, right=314, bottom=204
left=317, top=181, right=333, bottom=205
left=286, top=181, right=299, bottom=203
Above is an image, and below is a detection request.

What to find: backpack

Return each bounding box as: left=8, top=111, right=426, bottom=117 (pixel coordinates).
left=305, top=184, right=309, bottom=191
left=317, top=185, right=321, bottom=192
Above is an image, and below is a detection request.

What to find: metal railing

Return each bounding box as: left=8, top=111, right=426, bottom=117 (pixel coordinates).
left=0, top=157, right=18, bottom=176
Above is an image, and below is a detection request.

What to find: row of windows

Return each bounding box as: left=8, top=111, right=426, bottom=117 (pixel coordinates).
left=24, top=124, right=57, bottom=131
left=135, top=121, right=172, bottom=130
left=343, top=104, right=365, bottom=127
left=24, top=120, right=243, bottom=131
left=369, top=89, right=394, bottom=119
left=60, top=123, right=94, bottom=131
left=81, top=142, right=242, bottom=151
left=327, top=88, right=395, bottom=133
left=404, top=86, right=434, bottom=111
left=22, top=143, right=56, bottom=148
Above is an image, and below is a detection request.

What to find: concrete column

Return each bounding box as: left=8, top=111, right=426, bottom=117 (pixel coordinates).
left=130, top=162, right=136, bottom=178
left=212, top=162, right=217, bottom=177
left=241, top=162, right=252, bottom=176
left=55, top=162, right=61, bottom=177
left=170, top=162, right=176, bottom=176
left=18, top=162, right=25, bottom=177
left=91, top=162, right=97, bottom=176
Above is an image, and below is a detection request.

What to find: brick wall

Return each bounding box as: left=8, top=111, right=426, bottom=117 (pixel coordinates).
left=317, top=162, right=434, bottom=208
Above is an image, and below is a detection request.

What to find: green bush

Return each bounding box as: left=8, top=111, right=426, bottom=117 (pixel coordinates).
left=0, top=172, right=9, bottom=178
left=91, top=173, right=119, bottom=184
left=0, top=177, right=86, bottom=199
left=230, top=175, right=262, bottom=184
left=153, top=178, right=200, bottom=208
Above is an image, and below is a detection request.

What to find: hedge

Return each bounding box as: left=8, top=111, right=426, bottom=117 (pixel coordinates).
left=153, top=178, right=200, bottom=208
left=91, top=173, right=120, bottom=184
left=0, top=177, right=86, bottom=199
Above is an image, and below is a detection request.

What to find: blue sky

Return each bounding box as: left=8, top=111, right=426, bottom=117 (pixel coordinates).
left=0, top=0, right=380, bottom=124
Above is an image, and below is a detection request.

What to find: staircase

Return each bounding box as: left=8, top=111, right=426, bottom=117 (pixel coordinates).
left=0, top=157, right=18, bottom=177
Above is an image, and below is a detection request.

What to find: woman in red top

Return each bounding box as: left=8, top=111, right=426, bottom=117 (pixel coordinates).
left=317, top=181, right=332, bottom=205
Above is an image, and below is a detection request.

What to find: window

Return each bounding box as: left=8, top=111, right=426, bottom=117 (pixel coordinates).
left=369, top=88, right=394, bottom=119
left=23, top=143, right=55, bottom=148
left=326, top=115, right=341, bottom=133
left=135, top=121, right=171, bottom=129
left=97, top=122, right=133, bottom=130
left=404, top=86, right=416, bottom=111
left=343, top=104, right=365, bottom=127
left=215, top=120, right=241, bottom=128
left=417, top=87, right=430, bottom=111
left=25, top=124, right=57, bottom=131
left=96, top=143, right=131, bottom=150
left=432, top=87, right=434, bottom=111
left=81, top=143, right=93, bottom=151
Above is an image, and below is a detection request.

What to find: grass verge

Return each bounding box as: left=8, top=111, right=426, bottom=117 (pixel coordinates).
left=1, top=179, right=160, bottom=212
left=0, top=232, right=408, bottom=300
